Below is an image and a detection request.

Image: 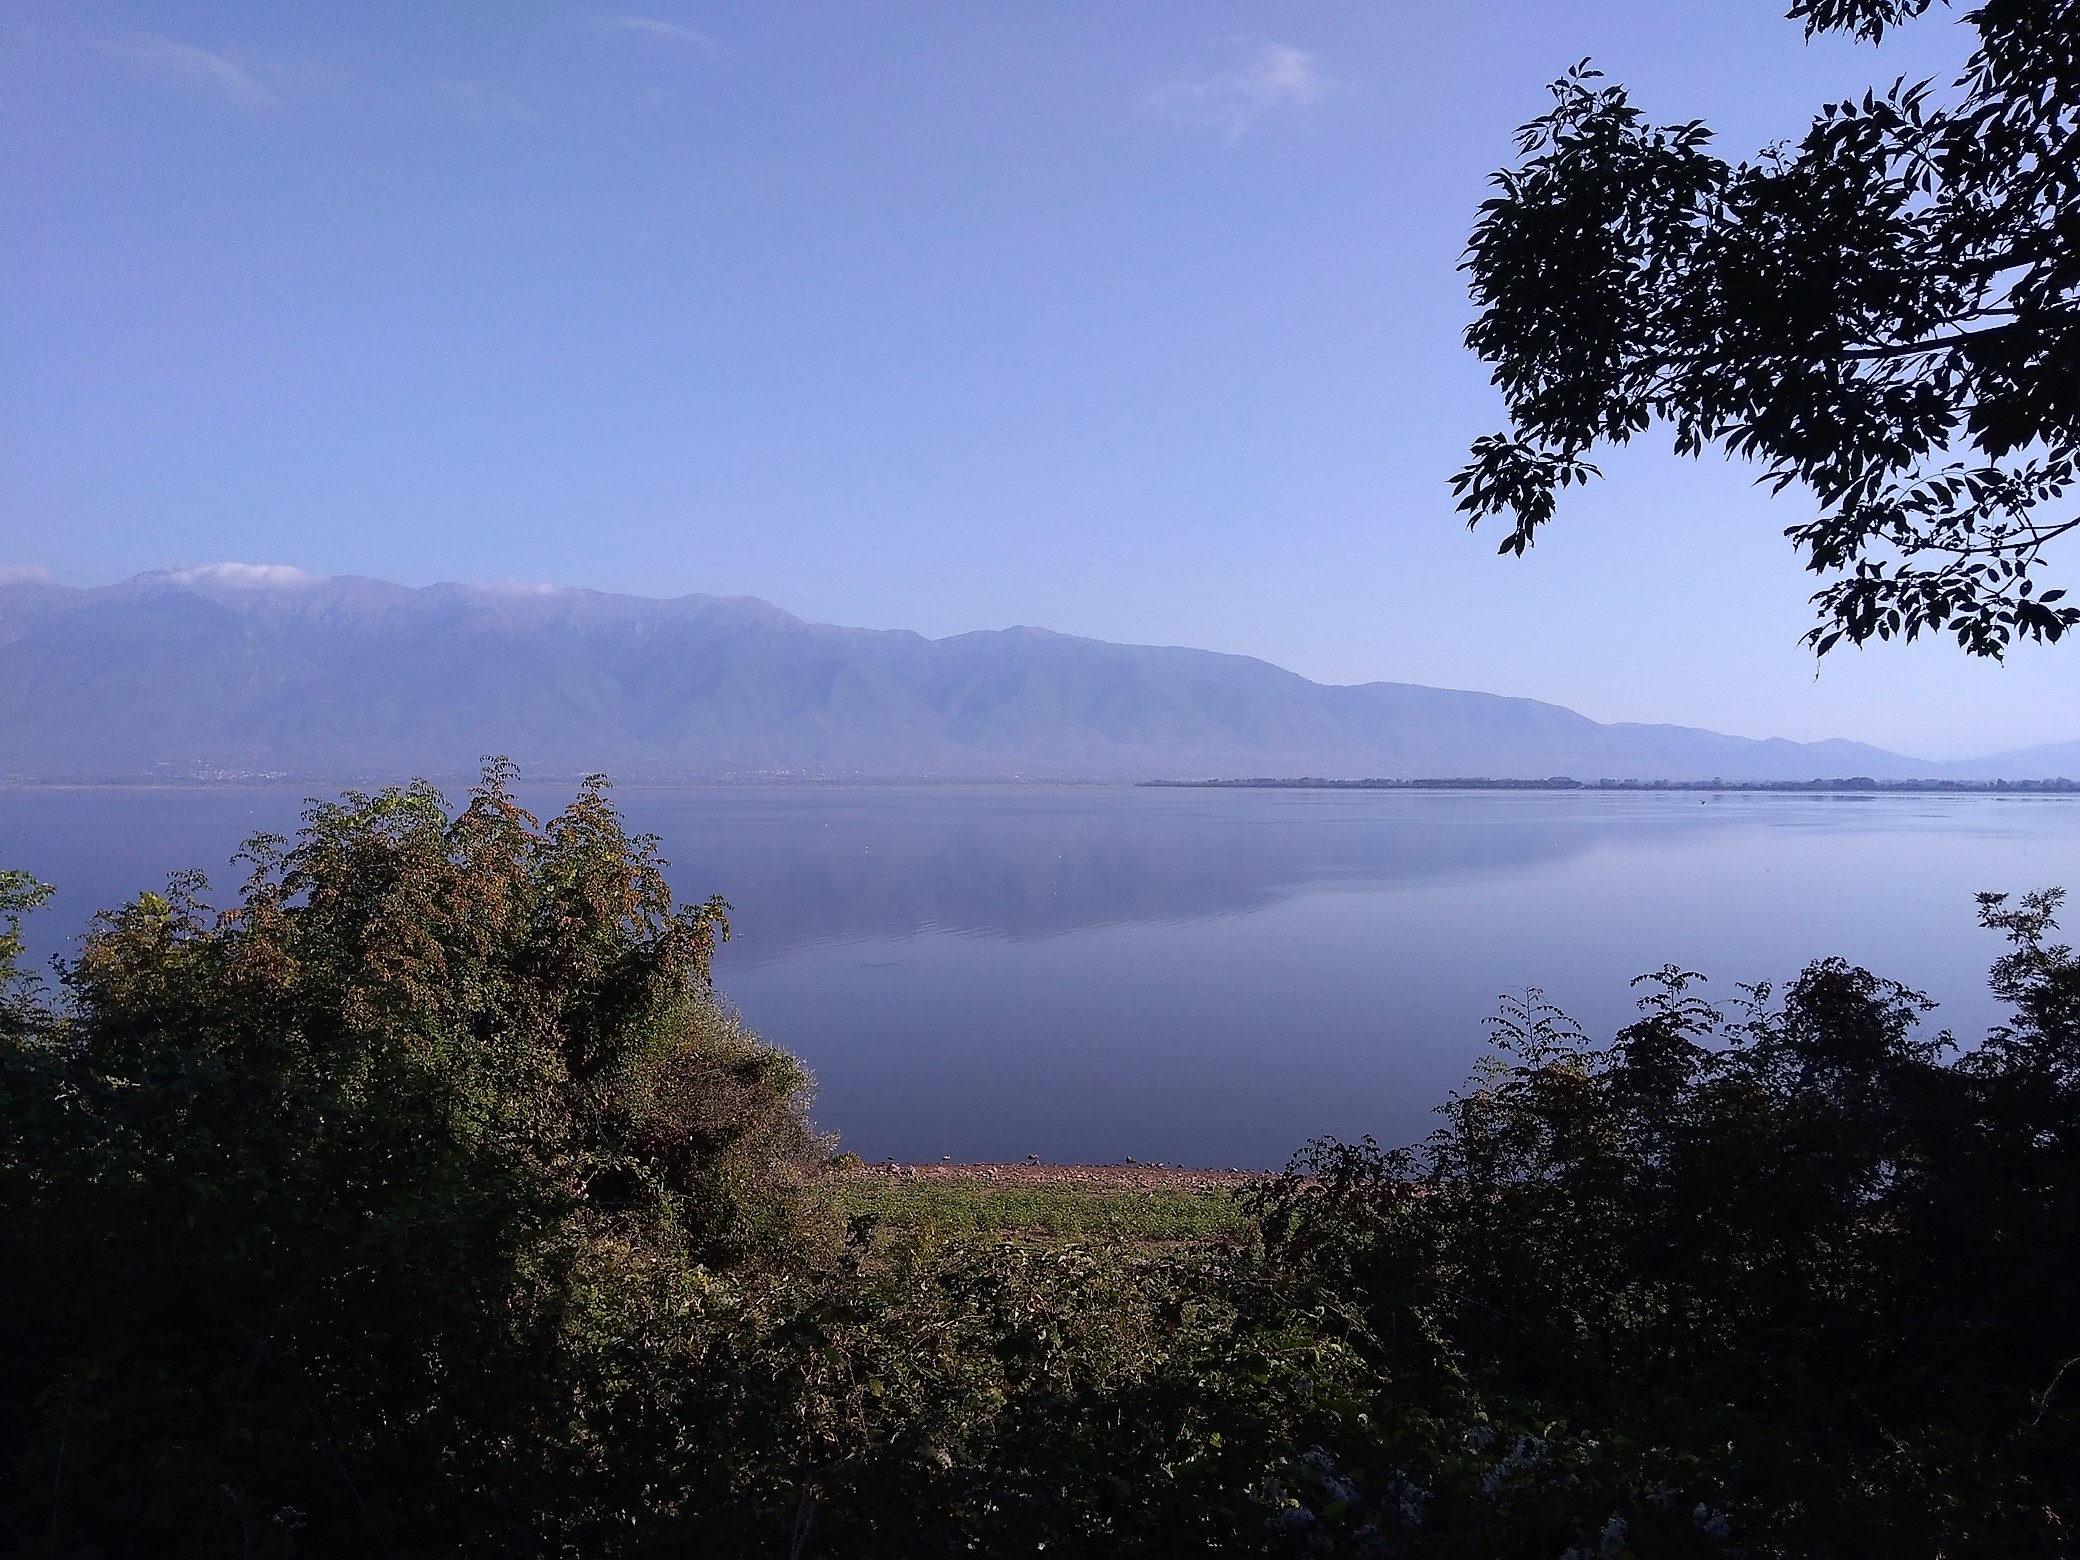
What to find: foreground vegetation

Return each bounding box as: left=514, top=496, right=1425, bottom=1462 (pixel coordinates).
left=3, top=768, right=2075, bottom=1556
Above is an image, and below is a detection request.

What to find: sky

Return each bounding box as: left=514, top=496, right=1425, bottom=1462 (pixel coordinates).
left=1, top=1, right=2071, bottom=759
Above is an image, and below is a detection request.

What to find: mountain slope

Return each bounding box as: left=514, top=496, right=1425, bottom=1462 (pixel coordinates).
left=0, top=567, right=2065, bottom=782
left=1939, top=737, right=2080, bottom=781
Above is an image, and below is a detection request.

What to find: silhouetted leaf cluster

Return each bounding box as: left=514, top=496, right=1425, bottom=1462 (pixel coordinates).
left=1456, top=0, right=2080, bottom=656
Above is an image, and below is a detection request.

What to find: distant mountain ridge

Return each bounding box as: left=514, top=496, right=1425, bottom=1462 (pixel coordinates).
left=0, top=566, right=2071, bottom=783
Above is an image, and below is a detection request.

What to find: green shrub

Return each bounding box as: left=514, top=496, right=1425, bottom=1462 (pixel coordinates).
left=1247, top=892, right=2080, bottom=1556
left=0, top=764, right=834, bottom=1554
left=541, top=1229, right=1361, bottom=1556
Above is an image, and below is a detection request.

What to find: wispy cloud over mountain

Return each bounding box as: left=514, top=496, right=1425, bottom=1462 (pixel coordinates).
left=1149, top=43, right=1334, bottom=143
left=166, top=562, right=321, bottom=588
left=100, top=35, right=282, bottom=110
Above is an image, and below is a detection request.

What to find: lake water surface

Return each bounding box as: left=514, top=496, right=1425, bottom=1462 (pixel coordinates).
left=5, top=785, right=2076, bottom=1168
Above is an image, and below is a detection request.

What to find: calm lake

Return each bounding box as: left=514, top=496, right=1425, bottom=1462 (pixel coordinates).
left=5, top=784, right=2077, bottom=1168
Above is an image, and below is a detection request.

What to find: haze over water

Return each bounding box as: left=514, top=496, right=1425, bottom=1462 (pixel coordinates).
left=6, top=784, right=2075, bottom=1168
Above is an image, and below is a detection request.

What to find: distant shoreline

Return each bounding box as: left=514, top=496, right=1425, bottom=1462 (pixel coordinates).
left=1143, top=776, right=2080, bottom=794
left=4, top=773, right=2078, bottom=794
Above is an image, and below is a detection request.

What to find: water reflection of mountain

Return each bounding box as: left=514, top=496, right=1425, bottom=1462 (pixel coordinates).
left=4, top=784, right=1921, bottom=974
left=609, top=789, right=1752, bottom=967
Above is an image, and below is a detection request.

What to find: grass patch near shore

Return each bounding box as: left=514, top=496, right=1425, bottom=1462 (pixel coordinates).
left=837, top=1178, right=1254, bottom=1241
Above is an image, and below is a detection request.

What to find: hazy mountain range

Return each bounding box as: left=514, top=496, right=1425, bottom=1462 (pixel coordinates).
left=1, top=566, right=2072, bottom=784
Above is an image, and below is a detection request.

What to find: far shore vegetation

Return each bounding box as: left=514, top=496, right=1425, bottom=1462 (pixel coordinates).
left=1146, top=776, right=2080, bottom=792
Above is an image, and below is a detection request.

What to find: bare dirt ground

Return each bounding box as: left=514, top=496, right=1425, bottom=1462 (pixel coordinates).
left=854, top=1161, right=1261, bottom=1193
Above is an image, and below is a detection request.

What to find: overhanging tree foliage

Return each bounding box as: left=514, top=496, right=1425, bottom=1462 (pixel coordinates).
left=1453, top=0, right=2079, bottom=656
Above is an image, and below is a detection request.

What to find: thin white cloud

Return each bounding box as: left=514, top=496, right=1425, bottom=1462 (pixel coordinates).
left=0, top=565, right=54, bottom=585
left=603, top=15, right=710, bottom=48
left=169, top=563, right=321, bottom=588
left=434, top=78, right=539, bottom=125
left=101, top=35, right=281, bottom=110
left=1149, top=43, right=1335, bottom=143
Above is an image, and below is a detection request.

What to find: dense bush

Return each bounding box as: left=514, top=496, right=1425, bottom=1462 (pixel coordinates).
left=0, top=767, right=834, bottom=1553
left=3, top=767, right=2074, bottom=1556
left=1249, top=893, right=2080, bottom=1556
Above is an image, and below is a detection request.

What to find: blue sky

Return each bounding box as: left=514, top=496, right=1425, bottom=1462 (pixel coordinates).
left=1, top=1, right=2068, bottom=758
